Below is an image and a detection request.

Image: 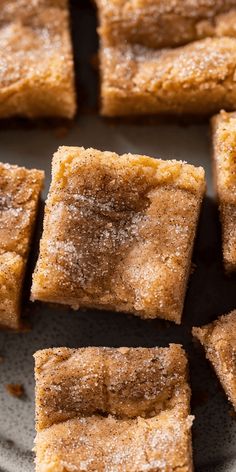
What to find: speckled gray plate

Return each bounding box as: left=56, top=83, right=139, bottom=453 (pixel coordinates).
left=0, top=2, right=236, bottom=471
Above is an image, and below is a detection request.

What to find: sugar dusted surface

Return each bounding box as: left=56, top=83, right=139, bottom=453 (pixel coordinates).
left=193, top=311, right=236, bottom=411
left=0, top=0, right=76, bottom=118
left=101, top=37, right=236, bottom=116
left=96, top=0, right=236, bottom=49
left=34, top=345, right=193, bottom=472
left=36, top=413, right=193, bottom=472
left=31, top=146, right=205, bottom=323
left=34, top=345, right=190, bottom=430
left=212, top=110, right=236, bottom=271
left=0, top=163, right=44, bottom=329
left=212, top=110, right=236, bottom=201
left=97, top=0, right=236, bottom=116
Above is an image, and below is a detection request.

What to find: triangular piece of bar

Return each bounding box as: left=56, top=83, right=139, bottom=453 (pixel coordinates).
left=193, top=310, right=236, bottom=410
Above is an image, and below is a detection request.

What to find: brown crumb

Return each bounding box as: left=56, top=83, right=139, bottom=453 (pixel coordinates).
left=53, top=126, right=70, bottom=139
left=0, top=355, right=4, bottom=363
left=6, top=384, right=24, bottom=398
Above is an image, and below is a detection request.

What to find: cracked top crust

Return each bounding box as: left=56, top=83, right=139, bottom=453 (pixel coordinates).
left=34, top=346, right=193, bottom=472
left=34, top=345, right=190, bottom=431
left=193, top=311, right=236, bottom=410
left=96, top=0, right=236, bottom=49
left=0, top=0, right=76, bottom=118
left=31, top=146, right=205, bottom=323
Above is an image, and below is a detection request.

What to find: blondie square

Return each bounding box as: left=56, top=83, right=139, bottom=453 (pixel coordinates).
left=212, top=110, right=236, bottom=272
left=0, top=0, right=76, bottom=119
left=96, top=0, right=236, bottom=116
left=96, top=0, right=236, bottom=49
left=193, top=311, right=236, bottom=410
left=0, top=163, right=44, bottom=329
left=34, top=345, right=194, bottom=472
left=100, top=38, right=236, bottom=117
left=31, top=146, right=205, bottom=323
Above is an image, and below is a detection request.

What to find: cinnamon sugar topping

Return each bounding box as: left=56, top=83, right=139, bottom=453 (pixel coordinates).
left=31, top=146, right=205, bottom=324
left=34, top=345, right=194, bottom=471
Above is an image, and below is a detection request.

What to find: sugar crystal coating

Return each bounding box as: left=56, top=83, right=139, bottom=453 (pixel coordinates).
left=96, top=0, right=236, bottom=116
left=31, top=146, right=205, bottom=324
left=0, top=0, right=76, bottom=119
left=212, top=110, right=236, bottom=272
left=101, top=38, right=236, bottom=116
left=96, top=0, right=236, bottom=49
left=34, top=345, right=194, bottom=472
left=0, top=163, right=44, bottom=329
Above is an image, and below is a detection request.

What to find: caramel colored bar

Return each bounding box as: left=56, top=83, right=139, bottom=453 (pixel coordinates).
left=212, top=110, right=236, bottom=272
left=0, top=163, right=44, bottom=329
left=34, top=345, right=194, bottom=472
left=0, top=0, right=76, bottom=119
left=96, top=0, right=236, bottom=49
left=101, top=38, right=236, bottom=117
left=31, top=146, right=205, bottom=324
left=193, top=311, right=236, bottom=410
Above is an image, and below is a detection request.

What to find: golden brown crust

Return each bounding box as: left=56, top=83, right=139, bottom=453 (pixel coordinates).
left=31, top=146, right=205, bottom=324
left=101, top=38, right=236, bottom=117
left=96, top=0, right=236, bottom=49
left=34, top=346, right=194, bottom=472
left=211, top=110, right=236, bottom=272
left=35, top=414, right=194, bottom=472
left=97, top=0, right=236, bottom=117
left=193, top=310, right=236, bottom=410
left=0, top=0, right=76, bottom=119
left=0, top=163, right=44, bottom=329
left=34, top=345, right=190, bottom=431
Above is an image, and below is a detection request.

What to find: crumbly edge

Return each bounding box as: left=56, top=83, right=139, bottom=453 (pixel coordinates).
left=211, top=110, right=236, bottom=271
left=52, top=146, right=206, bottom=195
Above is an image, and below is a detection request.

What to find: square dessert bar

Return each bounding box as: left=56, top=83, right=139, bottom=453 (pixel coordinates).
left=193, top=310, right=236, bottom=410
left=212, top=110, right=236, bottom=272
left=0, top=0, right=76, bottom=119
left=100, top=38, right=236, bottom=117
left=34, top=345, right=194, bottom=472
left=31, top=146, right=205, bottom=323
left=0, top=163, right=44, bottom=329
left=96, top=0, right=236, bottom=116
left=96, top=0, right=236, bottom=49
